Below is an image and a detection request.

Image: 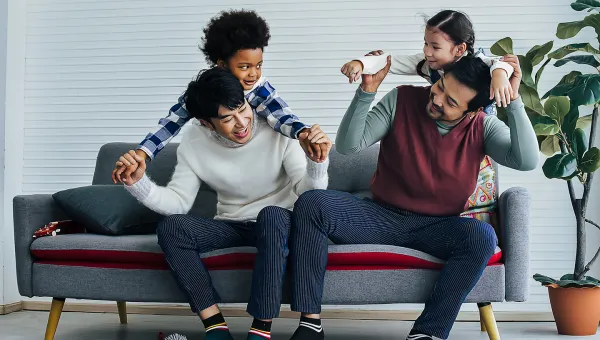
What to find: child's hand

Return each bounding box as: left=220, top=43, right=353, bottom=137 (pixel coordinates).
left=490, top=64, right=514, bottom=108
left=298, top=125, right=332, bottom=163
left=502, top=54, right=522, bottom=101
left=341, top=60, right=364, bottom=84
left=111, top=150, right=147, bottom=185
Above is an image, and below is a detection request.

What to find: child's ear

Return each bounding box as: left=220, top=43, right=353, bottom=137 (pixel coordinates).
left=455, top=43, right=467, bottom=57
left=216, top=59, right=226, bottom=69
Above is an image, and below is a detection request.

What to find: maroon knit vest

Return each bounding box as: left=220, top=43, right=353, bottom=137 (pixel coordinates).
left=370, top=85, right=485, bottom=216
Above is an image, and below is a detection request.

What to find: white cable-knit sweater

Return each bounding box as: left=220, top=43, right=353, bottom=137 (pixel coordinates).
left=125, top=119, right=329, bottom=221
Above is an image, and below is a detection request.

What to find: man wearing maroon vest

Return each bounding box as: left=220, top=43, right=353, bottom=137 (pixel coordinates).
left=287, top=55, right=539, bottom=340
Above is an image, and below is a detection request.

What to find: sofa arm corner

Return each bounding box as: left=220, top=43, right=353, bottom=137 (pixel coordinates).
left=13, top=194, right=68, bottom=297
left=498, top=186, right=531, bottom=302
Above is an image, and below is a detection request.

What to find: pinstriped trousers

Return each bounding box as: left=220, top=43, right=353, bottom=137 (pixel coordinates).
left=156, top=206, right=292, bottom=319
left=289, top=190, right=497, bottom=339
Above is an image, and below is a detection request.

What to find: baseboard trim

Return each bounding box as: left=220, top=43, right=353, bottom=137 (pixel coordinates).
left=0, top=302, right=24, bottom=315
left=21, top=301, right=555, bottom=322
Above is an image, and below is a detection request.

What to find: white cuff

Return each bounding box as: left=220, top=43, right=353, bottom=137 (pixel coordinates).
left=306, top=157, right=329, bottom=180
left=490, top=60, right=514, bottom=77
left=124, top=173, right=154, bottom=202
left=357, top=54, right=391, bottom=75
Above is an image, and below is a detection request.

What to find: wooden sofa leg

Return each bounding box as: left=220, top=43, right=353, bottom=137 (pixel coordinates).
left=478, top=302, right=500, bottom=340
left=117, top=301, right=127, bottom=324
left=44, top=298, right=66, bottom=340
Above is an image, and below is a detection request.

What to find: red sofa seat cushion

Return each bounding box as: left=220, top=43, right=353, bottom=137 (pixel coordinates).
left=31, top=234, right=503, bottom=271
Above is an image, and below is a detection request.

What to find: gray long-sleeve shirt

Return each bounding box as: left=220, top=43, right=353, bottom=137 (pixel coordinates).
left=335, top=87, right=540, bottom=171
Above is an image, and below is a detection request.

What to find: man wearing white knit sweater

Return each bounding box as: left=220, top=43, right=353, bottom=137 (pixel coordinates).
left=118, top=67, right=331, bottom=340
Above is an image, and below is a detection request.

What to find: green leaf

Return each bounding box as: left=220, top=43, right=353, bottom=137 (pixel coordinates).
left=581, top=147, right=600, bottom=173
left=567, top=74, right=600, bottom=105
left=519, top=55, right=535, bottom=88
left=532, top=116, right=560, bottom=135
left=555, top=55, right=600, bottom=68
left=543, top=83, right=575, bottom=99
left=577, top=114, right=594, bottom=128
left=544, top=96, right=571, bottom=125
left=574, top=128, right=589, bottom=160
left=557, top=14, right=600, bottom=42
left=557, top=20, right=587, bottom=39
left=491, top=37, right=513, bottom=56
left=541, top=135, right=561, bottom=156
left=562, top=103, right=580, bottom=142
left=560, top=71, right=584, bottom=85
left=542, top=153, right=578, bottom=179
left=535, top=58, right=552, bottom=86
left=526, top=41, right=554, bottom=66
left=572, top=0, right=600, bottom=11
left=548, top=43, right=600, bottom=59
left=520, top=83, right=544, bottom=115
left=533, top=273, right=558, bottom=286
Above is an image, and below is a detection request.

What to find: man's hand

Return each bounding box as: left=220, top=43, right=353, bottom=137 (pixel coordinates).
left=360, top=55, right=391, bottom=93
left=111, top=150, right=147, bottom=185
left=501, top=54, right=522, bottom=101
left=490, top=68, right=513, bottom=108
left=298, top=125, right=332, bottom=163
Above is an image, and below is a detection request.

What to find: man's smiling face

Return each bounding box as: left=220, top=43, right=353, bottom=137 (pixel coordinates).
left=426, top=73, right=479, bottom=125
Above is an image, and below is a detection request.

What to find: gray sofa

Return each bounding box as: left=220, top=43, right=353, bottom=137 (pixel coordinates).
left=13, top=142, right=530, bottom=340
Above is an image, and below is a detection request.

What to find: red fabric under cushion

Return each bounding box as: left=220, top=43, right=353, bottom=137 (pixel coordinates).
left=31, top=248, right=503, bottom=271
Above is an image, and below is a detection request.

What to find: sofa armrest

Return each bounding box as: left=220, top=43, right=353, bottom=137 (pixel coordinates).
left=498, top=186, right=531, bottom=302
left=13, top=194, right=68, bottom=297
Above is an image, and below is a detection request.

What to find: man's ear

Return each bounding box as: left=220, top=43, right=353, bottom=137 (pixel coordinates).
left=199, top=119, right=214, bottom=130
left=470, top=107, right=484, bottom=119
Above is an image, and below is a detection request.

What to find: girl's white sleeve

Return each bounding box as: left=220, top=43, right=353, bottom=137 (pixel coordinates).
left=477, top=53, right=514, bottom=77
left=358, top=53, right=426, bottom=76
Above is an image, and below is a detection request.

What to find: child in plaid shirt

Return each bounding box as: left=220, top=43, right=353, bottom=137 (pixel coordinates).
left=113, top=10, right=327, bottom=182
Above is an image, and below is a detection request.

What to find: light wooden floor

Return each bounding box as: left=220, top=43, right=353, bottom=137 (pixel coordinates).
left=1, top=311, right=598, bottom=339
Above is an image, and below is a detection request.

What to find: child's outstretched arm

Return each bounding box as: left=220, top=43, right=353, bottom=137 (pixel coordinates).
left=341, top=51, right=425, bottom=83
left=247, top=79, right=311, bottom=139
left=112, top=96, right=190, bottom=183
left=137, top=95, right=191, bottom=159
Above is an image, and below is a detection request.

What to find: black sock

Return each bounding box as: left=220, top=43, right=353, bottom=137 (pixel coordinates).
left=202, top=313, right=233, bottom=340
left=407, top=329, right=433, bottom=340
left=248, top=318, right=272, bottom=339
left=289, top=316, right=324, bottom=339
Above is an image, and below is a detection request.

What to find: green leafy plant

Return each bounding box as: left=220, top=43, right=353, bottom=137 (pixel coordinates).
left=492, top=0, right=600, bottom=287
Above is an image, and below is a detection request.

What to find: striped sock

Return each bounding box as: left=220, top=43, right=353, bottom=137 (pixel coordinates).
left=406, top=329, right=433, bottom=340
left=290, top=316, right=324, bottom=339
left=247, top=319, right=272, bottom=339
left=202, top=313, right=233, bottom=340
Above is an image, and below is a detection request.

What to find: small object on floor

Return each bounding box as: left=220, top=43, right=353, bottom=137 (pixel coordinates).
left=289, top=316, right=324, bottom=340
left=406, top=329, right=434, bottom=340
left=162, top=333, right=188, bottom=340
left=247, top=318, right=272, bottom=339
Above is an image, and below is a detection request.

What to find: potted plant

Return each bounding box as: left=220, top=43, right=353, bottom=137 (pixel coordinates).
left=491, top=0, right=600, bottom=335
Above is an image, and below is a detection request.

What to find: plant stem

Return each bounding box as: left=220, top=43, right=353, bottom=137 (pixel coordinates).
left=576, top=105, right=599, bottom=280
left=560, top=143, right=578, bottom=213
left=583, top=244, right=600, bottom=277
left=587, top=219, right=600, bottom=231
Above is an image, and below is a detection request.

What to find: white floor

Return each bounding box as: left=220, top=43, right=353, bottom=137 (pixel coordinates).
left=1, top=311, right=599, bottom=340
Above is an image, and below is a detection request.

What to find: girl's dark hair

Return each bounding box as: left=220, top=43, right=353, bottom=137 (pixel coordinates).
left=417, top=10, right=476, bottom=78
left=183, top=68, right=245, bottom=121
left=200, top=9, right=271, bottom=66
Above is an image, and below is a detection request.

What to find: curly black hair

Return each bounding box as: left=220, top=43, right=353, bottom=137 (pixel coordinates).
left=200, top=9, right=271, bottom=65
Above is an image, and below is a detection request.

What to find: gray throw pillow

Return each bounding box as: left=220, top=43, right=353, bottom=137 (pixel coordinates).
left=52, top=185, right=163, bottom=236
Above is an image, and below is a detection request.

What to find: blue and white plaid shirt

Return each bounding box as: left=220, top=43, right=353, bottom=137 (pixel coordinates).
left=137, top=77, right=310, bottom=159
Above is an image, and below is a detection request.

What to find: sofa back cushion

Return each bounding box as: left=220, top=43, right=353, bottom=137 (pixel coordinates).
left=92, top=142, right=380, bottom=218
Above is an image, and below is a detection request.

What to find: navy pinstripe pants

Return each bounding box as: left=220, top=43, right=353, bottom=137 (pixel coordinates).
left=156, top=206, right=292, bottom=320
left=289, top=190, right=497, bottom=339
